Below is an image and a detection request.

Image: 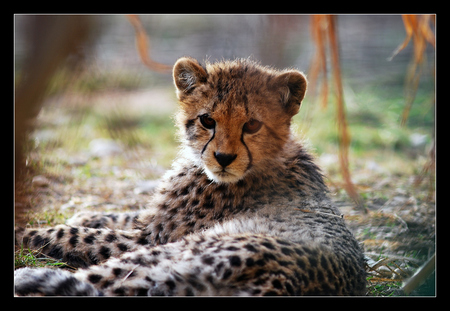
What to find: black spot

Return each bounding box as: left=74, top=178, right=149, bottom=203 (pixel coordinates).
left=185, top=287, right=194, bottom=296
left=272, top=279, right=283, bottom=289
left=69, top=235, right=79, bottom=247
left=296, top=258, right=307, bottom=270
left=263, top=252, right=276, bottom=261
left=113, top=287, right=126, bottom=296
left=53, top=276, right=78, bottom=295
left=88, top=251, right=100, bottom=265
left=214, top=262, right=224, bottom=274
left=281, top=247, right=294, bottom=256
left=263, top=291, right=278, bottom=296
left=88, top=274, right=103, bottom=284
left=308, top=269, right=316, bottom=282
left=70, top=227, right=79, bottom=235
left=262, top=242, right=276, bottom=250
left=278, top=260, right=292, bottom=267
left=254, top=269, right=266, bottom=278
left=229, top=256, right=242, bottom=267
left=226, top=246, right=239, bottom=251
left=113, top=268, right=123, bottom=276
left=28, top=230, right=37, bottom=237
left=222, top=269, right=232, bottom=280
left=151, top=250, right=161, bottom=256
left=187, top=275, right=206, bottom=291
left=83, top=235, right=96, bottom=244
left=179, top=186, right=190, bottom=196
left=244, top=244, right=258, bottom=253
left=136, top=235, right=148, bottom=245
left=317, top=270, right=325, bottom=283
left=48, top=246, right=63, bottom=259
left=294, top=247, right=304, bottom=256
left=56, top=228, right=65, bottom=239
left=320, top=254, right=330, bottom=270
left=285, top=282, right=295, bottom=295
left=236, top=273, right=251, bottom=282
left=117, top=243, right=128, bottom=252
left=201, top=255, right=215, bottom=265
left=136, top=288, right=148, bottom=296
left=275, top=239, right=292, bottom=246
left=246, top=258, right=255, bottom=267
left=252, top=289, right=262, bottom=295
left=191, top=247, right=201, bottom=255
left=65, top=253, right=89, bottom=268
left=101, top=280, right=113, bottom=289
left=32, top=235, right=49, bottom=248
left=99, top=246, right=111, bottom=259
left=165, top=280, right=176, bottom=291
left=105, top=233, right=117, bottom=242
left=202, top=200, right=214, bottom=209
left=309, top=257, right=318, bottom=267
left=301, top=273, right=310, bottom=288
left=185, top=119, right=196, bottom=130
left=106, top=214, right=118, bottom=222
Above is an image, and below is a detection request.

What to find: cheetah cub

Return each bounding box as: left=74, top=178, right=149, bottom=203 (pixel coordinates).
left=15, top=57, right=366, bottom=296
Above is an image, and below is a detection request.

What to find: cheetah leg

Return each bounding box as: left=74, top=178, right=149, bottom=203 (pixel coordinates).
left=15, top=234, right=361, bottom=296
left=66, top=211, right=141, bottom=230
left=14, top=267, right=101, bottom=296
left=15, top=233, right=366, bottom=296
left=15, top=225, right=150, bottom=268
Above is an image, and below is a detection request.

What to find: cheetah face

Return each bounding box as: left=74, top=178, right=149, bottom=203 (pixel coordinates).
left=173, top=57, right=307, bottom=184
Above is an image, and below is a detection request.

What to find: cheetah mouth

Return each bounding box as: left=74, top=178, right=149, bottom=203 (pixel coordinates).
left=204, top=166, right=243, bottom=184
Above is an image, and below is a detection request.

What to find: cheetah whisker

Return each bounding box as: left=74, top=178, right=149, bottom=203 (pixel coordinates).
left=121, top=264, right=140, bottom=283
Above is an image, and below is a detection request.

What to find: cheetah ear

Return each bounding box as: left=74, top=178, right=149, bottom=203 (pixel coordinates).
left=272, top=70, right=307, bottom=116
left=173, top=57, right=208, bottom=96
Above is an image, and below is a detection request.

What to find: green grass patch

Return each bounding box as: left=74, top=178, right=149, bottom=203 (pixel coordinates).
left=15, top=244, right=75, bottom=270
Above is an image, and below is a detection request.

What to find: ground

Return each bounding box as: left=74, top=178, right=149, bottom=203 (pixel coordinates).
left=15, top=81, right=435, bottom=296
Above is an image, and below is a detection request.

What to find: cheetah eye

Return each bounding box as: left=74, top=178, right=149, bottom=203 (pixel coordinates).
left=199, top=114, right=216, bottom=129
left=243, top=119, right=263, bottom=134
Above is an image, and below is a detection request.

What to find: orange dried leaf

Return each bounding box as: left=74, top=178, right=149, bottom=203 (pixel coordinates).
left=126, top=15, right=171, bottom=73
left=390, top=14, right=435, bottom=126
left=308, top=15, right=363, bottom=210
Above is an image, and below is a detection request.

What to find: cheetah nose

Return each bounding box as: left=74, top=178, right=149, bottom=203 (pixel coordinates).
left=214, top=152, right=237, bottom=168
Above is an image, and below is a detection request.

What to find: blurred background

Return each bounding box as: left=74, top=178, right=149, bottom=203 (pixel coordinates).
left=14, top=14, right=435, bottom=295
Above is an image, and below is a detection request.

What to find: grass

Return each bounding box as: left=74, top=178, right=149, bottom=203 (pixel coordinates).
left=366, top=277, right=402, bottom=296
left=15, top=244, right=75, bottom=270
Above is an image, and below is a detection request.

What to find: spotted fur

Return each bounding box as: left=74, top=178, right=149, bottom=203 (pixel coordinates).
left=15, top=57, right=366, bottom=296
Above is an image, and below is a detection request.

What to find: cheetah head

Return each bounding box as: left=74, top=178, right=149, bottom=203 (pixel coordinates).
left=173, top=57, right=307, bottom=184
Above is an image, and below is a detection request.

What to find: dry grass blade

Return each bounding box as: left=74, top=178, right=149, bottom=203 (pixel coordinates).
left=389, top=15, right=435, bottom=201
left=401, top=253, right=435, bottom=295
left=389, top=15, right=435, bottom=62
left=413, top=139, right=435, bottom=200
left=308, top=15, right=363, bottom=210
left=327, top=16, right=363, bottom=210
left=388, top=15, right=435, bottom=126
left=308, top=15, right=329, bottom=109
left=126, top=15, right=172, bottom=73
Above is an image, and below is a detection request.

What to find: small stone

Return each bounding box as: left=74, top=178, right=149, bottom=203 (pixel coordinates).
left=134, top=180, right=159, bottom=195
left=31, top=175, right=50, bottom=188
left=89, top=138, right=122, bottom=158
left=409, top=133, right=428, bottom=148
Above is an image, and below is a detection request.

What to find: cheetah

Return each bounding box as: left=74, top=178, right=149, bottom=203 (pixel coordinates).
left=14, top=57, right=366, bottom=296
